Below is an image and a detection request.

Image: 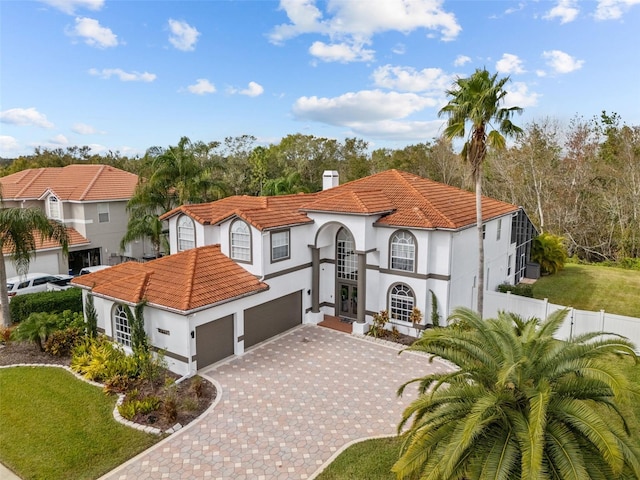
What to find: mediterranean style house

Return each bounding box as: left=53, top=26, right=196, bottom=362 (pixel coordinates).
left=72, top=169, right=537, bottom=375
left=0, top=164, right=145, bottom=276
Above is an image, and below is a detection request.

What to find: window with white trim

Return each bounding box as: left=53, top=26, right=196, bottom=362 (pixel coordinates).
left=97, top=203, right=110, bottom=223
left=113, top=305, right=131, bottom=347
left=177, top=216, right=195, bottom=251
left=47, top=195, right=61, bottom=220
left=271, top=230, right=290, bottom=262
left=389, top=284, right=415, bottom=323
left=337, top=228, right=357, bottom=280
left=390, top=230, right=415, bottom=272
left=496, top=218, right=502, bottom=241
left=230, top=220, right=251, bottom=262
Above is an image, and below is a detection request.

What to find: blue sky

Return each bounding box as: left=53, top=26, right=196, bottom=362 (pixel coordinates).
left=1, top=0, right=639, bottom=158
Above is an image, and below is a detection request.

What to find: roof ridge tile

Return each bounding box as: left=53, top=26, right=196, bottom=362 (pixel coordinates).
left=78, top=164, right=105, bottom=201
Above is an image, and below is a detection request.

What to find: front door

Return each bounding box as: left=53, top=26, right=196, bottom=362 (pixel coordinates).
left=338, top=283, right=357, bottom=319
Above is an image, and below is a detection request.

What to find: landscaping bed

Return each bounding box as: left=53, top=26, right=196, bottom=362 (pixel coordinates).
left=0, top=340, right=216, bottom=432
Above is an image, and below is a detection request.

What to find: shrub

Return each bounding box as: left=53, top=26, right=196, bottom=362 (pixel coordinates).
left=44, top=326, right=83, bottom=356
left=103, top=374, right=135, bottom=394
left=531, top=233, right=568, bottom=275
left=9, top=288, right=82, bottom=324
left=11, top=312, right=61, bottom=351
left=368, top=310, right=389, bottom=338
left=429, top=290, right=441, bottom=327
left=71, top=336, right=138, bottom=383
left=0, top=326, right=13, bottom=344
left=162, top=393, right=178, bottom=424
left=85, top=293, right=98, bottom=338
left=118, top=396, right=161, bottom=420
left=189, top=376, right=204, bottom=399
left=497, top=283, right=534, bottom=298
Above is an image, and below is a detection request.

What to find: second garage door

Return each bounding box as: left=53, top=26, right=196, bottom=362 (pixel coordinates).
left=244, top=291, right=302, bottom=348
left=195, top=314, right=234, bottom=369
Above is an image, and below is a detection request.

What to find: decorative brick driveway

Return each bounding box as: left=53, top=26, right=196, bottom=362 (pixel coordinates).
left=101, top=325, right=452, bottom=480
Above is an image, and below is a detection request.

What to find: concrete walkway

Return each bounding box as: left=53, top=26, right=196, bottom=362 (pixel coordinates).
left=101, top=325, right=452, bottom=479
left=0, top=462, right=21, bottom=480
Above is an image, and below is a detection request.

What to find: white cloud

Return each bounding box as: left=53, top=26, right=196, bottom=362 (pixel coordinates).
left=372, top=65, right=452, bottom=93
left=292, top=90, right=436, bottom=125
left=594, top=0, right=640, bottom=19
left=0, top=136, right=20, bottom=155
left=544, top=0, right=580, bottom=23
left=309, top=41, right=374, bottom=62
left=542, top=50, right=584, bottom=73
left=168, top=19, right=200, bottom=51
left=72, top=123, right=99, bottom=134
left=68, top=17, right=118, bottom=48
left=89, top=68, right=156, bottom=82
left=39, top=0, right=103, bottom=15
left=392, top=43, right=406, bottom=55
left=270, top=0, right=461, bottom=63
left=49, top=134, right=70, bottom=146
left=187, top=79, right=216, bottom=95
left=504, top=82, right=541, bottom=108
left=346, top=119, right=444, bottom=141
left=239, top=81, right=264, bottom=97
left=0, top=107, right=54, bottom=128
left=496, top=53, right=525, bottom=74
left=453, top=55, right=471, bottom=67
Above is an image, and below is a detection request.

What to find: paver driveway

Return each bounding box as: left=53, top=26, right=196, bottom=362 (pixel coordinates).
left=102, top=325, right=452, bottom=480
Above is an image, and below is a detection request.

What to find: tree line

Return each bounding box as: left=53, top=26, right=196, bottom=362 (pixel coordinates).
left=2, top=111, right=638, bottom=263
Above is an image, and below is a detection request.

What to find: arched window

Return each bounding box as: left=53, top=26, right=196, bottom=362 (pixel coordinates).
left=230, top=220, right=251, bottom=262
left=337, top=228, right=357, bottom=280
left=389, top=284, right=415, bottom=323
left=177, top=216, right=195, bottom=251
left=47, top=195, right=61, bottom=220
left=113, top=305, right=131, bottom=347
left=390, top=230, right=415, bottom=272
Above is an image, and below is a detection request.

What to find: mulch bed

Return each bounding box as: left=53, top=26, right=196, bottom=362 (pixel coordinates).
left=0, top=340, right=216, bottom=432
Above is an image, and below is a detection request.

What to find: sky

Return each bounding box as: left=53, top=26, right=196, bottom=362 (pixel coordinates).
left=1, top=0, right=639, bottom=159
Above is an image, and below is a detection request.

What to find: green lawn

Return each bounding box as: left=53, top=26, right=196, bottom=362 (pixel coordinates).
left=315, top=436, right=403, bottom=480
left=0, top=367, right=159, bottom=480
left=532, top=263, right=640, bottom=318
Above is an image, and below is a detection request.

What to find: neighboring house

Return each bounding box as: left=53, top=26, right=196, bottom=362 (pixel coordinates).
left=0, top=164, right=145, bottom=275
left=72, top=169, right=537, bottom=375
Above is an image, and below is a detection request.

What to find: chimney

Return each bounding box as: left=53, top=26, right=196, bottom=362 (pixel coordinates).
left=322, top=170, right=339, bottom=190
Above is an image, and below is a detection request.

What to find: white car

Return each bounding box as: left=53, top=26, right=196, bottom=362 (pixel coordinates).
left=79, top=265, right=111, bottom=275
left=6, top=273, right=73, bottom=298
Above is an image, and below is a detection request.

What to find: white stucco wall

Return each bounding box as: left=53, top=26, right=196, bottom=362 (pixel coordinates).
left=4, top=250, right=66, bottom=277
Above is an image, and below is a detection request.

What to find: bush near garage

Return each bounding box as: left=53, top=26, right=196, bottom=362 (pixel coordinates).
left=9, top=287, right=82, bottom=324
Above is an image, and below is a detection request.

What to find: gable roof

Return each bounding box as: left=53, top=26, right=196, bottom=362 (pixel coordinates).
left=161, top=169, right=518, bottom=231
left=2, top=227, right=90, bottom=255
left=0, top=165, right=139, bottom=202
left=71, top=244, right=269, bottom=312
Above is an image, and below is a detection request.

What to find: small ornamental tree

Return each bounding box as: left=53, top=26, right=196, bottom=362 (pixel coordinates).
left=532, top=232, right=568, bottom=274
left=85, top=293, right=98, bottom=338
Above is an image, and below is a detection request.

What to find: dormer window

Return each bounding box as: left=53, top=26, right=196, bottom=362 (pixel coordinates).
left=230, top=220, right=251, bottom=262
left=177, top=215, right=195, bottom=251
left=47, top=195, right=61, bottom=220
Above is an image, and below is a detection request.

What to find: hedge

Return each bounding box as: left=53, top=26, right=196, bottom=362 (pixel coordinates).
left=9, top=288, right=83, bottom=324
left=497, top=283, right=534, bottom=298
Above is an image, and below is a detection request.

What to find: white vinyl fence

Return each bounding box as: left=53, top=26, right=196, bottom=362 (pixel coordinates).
left=483, top=290, right=640, bottom=353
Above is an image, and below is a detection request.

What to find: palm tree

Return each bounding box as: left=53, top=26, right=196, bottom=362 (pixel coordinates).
left=0, top=207, right=69, bottom=326
left=439, top=69, right=523, bottom=315
left=393, top=307, right=640, bottom=480
left=120, top=212, right=168, bottom=259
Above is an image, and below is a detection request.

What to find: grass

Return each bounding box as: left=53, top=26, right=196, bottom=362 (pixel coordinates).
left=0, top=366, right=159, bottom=480
left=532, top=263, right=640, bottom=318
left=315, top=436, right=403, bottom=480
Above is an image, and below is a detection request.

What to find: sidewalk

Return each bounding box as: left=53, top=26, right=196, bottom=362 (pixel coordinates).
left=0, top=462, right=20, bottom=480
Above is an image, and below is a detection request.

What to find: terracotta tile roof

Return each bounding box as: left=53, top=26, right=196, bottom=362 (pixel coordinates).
left=2, top=227, right=89, bottom=254
left=301, top=190, right=395, bottom=215
left=0, top=165, right=138, bottom=201
left=304, top=170, right=518, bottom=229
left=71, top=245, right=269, bottom=312
left=161, top=169, right=517, bottom=231
left=161, top=194, right=315, bottom=230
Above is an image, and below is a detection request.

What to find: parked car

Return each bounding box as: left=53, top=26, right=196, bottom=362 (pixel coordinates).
left=6, top=273, right=73, bottom=298
left=79, top=265, right=111, bottom=275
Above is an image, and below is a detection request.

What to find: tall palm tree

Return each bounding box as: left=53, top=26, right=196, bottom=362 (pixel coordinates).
left=120, top=212, right=168, bottom=259
left=439, top=69, right=523, bottom=315
left=393, top=307, right=640, bottom=480
left=0, top=207, right=69, bottom=326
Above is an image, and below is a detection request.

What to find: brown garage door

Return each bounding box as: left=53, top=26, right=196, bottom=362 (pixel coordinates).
left=195, top=314, right=234, bottom=369
left=244, top=291, right=302, bottom=348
